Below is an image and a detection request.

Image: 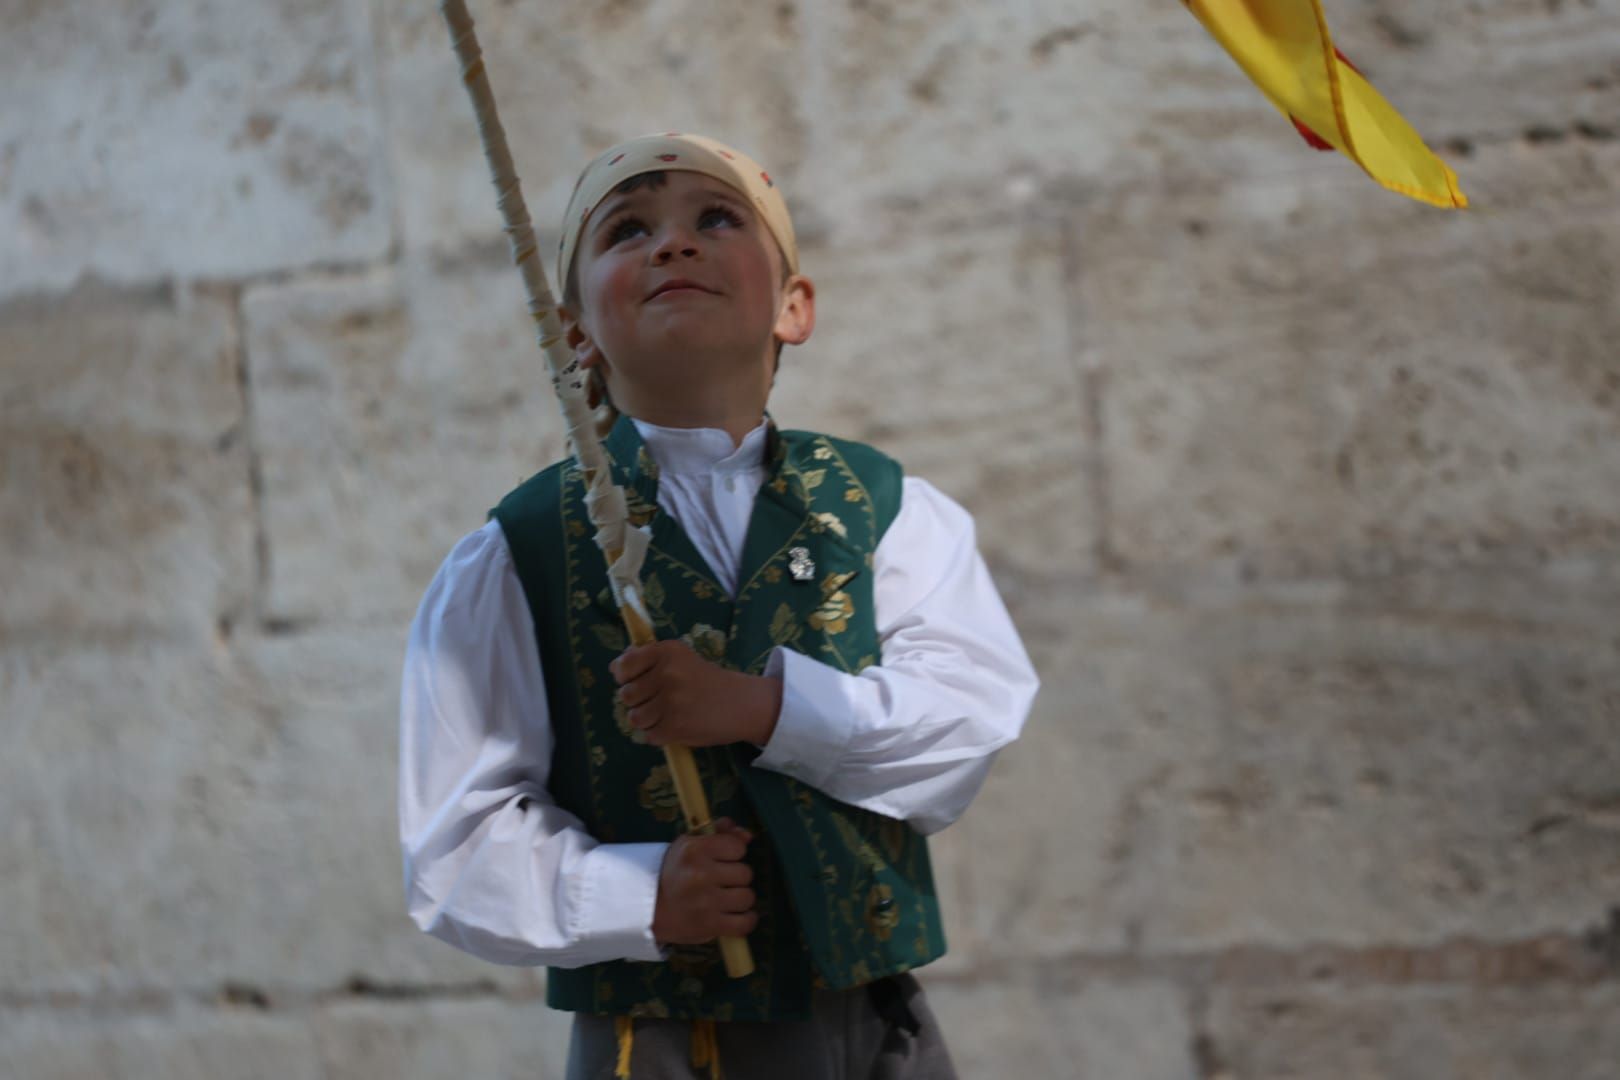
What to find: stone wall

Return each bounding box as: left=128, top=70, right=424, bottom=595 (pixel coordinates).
left=4, top=1, right=1617, bottom=1076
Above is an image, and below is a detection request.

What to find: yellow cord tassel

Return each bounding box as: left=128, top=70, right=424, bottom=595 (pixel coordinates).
left=614, top=1016, right=634, bottom=1079
left=689, top=1020, right=722, bottom=1080
left=610, top=1014, right=722, bottom=1078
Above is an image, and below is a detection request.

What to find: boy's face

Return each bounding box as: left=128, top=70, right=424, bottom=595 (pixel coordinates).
left=564, top=171, right=812, bottom=405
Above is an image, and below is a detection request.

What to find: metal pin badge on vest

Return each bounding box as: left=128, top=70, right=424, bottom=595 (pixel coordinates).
left=788, top=546, right=816, bottom=582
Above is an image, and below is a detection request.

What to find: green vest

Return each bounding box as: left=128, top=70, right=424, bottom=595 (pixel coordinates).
left=491, top=418, right=946, bottom=1022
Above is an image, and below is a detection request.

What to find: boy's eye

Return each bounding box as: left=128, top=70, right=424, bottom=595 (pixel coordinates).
left=602, top=205, right=742, bottom=248
left=698, top=205, right=744, bottom=230
left=605, top=216, right=648, bottom=246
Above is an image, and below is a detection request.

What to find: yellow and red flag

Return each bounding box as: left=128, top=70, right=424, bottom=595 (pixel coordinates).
left=1183, top=0, right=1467, bottom=208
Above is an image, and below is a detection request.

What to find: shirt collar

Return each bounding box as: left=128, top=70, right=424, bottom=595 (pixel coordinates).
left=630, top=417, right=770, bottom=476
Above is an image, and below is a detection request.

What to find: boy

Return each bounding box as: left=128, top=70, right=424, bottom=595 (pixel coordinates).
left=399, top=133, right=1038, bottom=1078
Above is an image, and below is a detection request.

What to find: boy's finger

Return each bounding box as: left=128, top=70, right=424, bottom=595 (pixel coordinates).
left=715, top=911, right=760, bottom=938
left=712, top=818, right=752, bottom=842
left=627, top=703, right=662, bottom=730
left=609, top=646, right=658, bottom=684
left=716, top=887, right=756, bottom=914
left=618, top=680, right=658, bottom=709
left=712, top=861, right=754, bottom=888
left=702, top=831, right=751, bottom=863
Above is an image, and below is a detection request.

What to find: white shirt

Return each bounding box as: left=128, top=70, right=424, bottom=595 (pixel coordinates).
left=398, top=420, right=1038, bottom=969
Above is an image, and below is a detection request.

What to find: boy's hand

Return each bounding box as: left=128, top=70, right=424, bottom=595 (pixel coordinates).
left=652, top=818, right=759, bottom=946
left=610, top=641, right=782, bottom=748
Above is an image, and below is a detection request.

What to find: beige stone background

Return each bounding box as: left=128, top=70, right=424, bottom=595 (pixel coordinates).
left=4, top=0, right=1620, bottom=1077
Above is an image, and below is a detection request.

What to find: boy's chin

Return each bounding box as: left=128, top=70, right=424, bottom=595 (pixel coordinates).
left=634, top=330, right=770, bottom=365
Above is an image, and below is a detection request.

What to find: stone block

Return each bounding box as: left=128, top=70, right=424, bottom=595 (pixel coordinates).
left=0, top=1006, right=322, bottom=1080
left=243, top=260, right=567, bottom=625
left=924, top=972, right=1196, bottom=1079
left=0, top=283, right=252, bottom=642
left=794, top=0, right=1309, bottom=241
left=1204, top=983, right=1620, bottom=1080
left=790, top=0, right=1620, bottom=243
left=774, top=222, right=1094, bottom=580
left=958, top=566, right=1620, bottom=954
left=794, top=1, right=1618, bottom=241
left=0, top=631, right=541, bottom=995
left=1322, top=1, right=1620, bottom=139
left=0, top=0, right=391, bottom=297
left=1082, top=138, right=1620, bottom=579
left=314, top=997, right=571, bottom=1080
left=376, top=1, right=810, bottom=258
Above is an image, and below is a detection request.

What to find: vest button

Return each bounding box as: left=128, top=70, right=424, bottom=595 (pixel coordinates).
left=874, top=897, right=896, bottom=913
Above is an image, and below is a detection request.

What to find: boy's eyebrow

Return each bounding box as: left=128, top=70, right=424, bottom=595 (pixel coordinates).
left=697, top=187, right=762, bottom=226
left=698, top=187, right=751, bottom=213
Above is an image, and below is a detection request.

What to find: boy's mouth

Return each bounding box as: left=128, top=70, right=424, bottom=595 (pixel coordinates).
left=645, top=278, right=718, bottom=302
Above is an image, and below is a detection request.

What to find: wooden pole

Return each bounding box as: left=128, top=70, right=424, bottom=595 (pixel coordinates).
left=437, top=0, right=754, bottom=980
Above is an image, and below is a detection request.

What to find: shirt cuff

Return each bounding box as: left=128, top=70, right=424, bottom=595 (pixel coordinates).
left=570, top=842, right=669, bottom=963
left=754, top=647, right=858, bottom=790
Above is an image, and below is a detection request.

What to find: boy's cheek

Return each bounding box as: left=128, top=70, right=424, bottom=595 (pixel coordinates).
left=594, top=261, right=642, bottom=308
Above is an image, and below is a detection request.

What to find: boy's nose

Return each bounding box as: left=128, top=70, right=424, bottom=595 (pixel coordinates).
left=654, top=245, right=698, bottom=264
left=651, top=226, right=700, bottom=263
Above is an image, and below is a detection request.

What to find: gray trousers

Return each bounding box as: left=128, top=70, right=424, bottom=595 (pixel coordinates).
left=564, top=974, right=957, bottom=1080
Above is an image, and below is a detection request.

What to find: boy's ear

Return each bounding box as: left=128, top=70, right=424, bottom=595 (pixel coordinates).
left=562, top=308, right=611, bottom=409
left=773, top=274, right=816, bottom=348
left=561, top=307, right=587, bottom=353
left=562, top=308, right=605, bottom=368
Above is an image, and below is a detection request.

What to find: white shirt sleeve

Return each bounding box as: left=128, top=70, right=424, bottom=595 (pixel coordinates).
left=753, top=477, right=1039, bottom=835
left=398, top=519, right=668, bottom=968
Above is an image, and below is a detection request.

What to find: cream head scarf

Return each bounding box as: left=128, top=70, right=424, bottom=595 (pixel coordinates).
left=556, top=133, right=799, bottom=296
